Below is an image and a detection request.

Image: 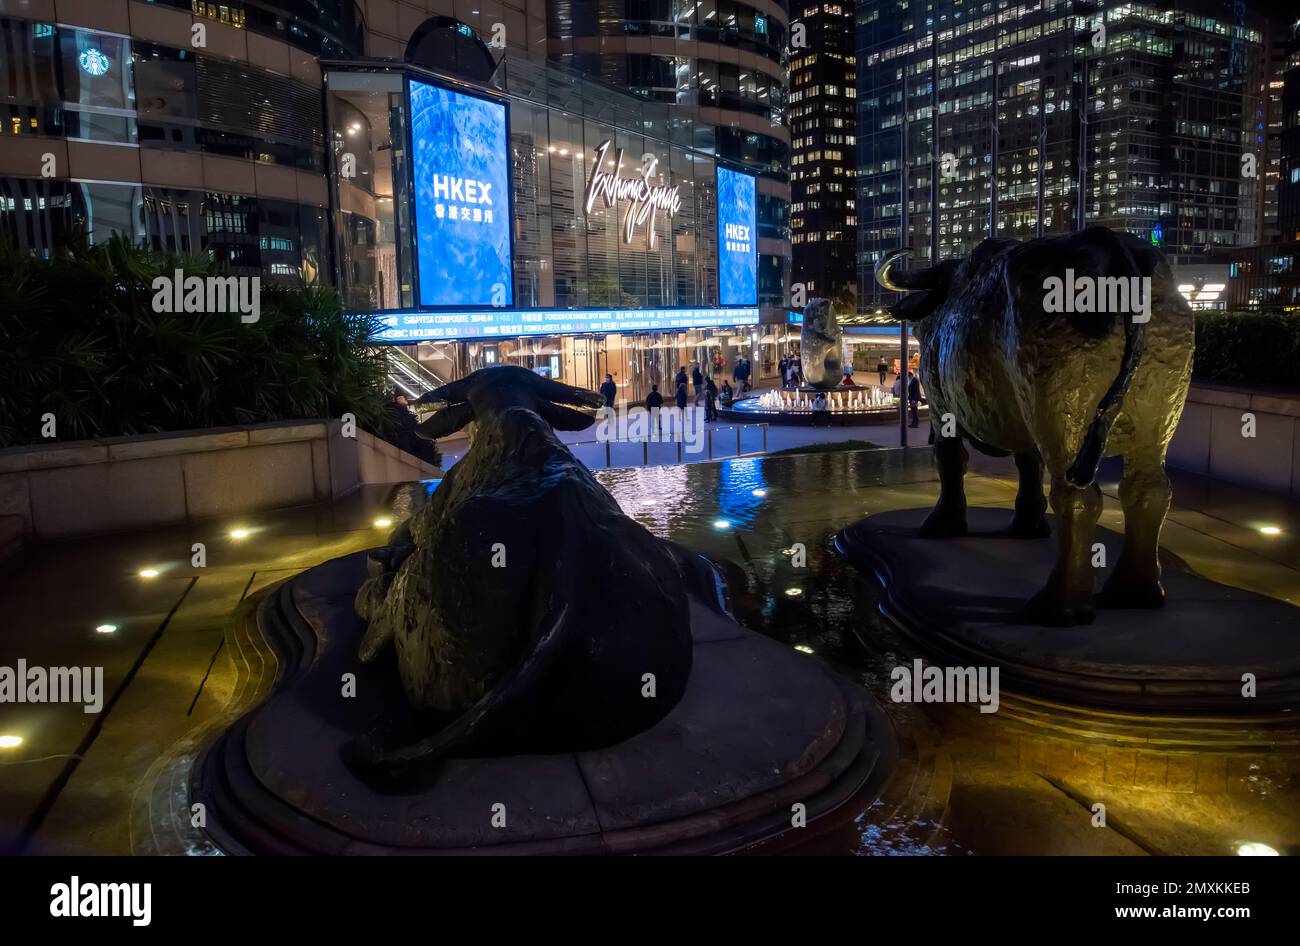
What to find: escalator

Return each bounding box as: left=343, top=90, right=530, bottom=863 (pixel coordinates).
left=384, top=345, right=448, bottom=402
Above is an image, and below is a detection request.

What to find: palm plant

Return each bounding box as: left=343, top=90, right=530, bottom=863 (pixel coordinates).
left=0, top=235, right=390, bottom=447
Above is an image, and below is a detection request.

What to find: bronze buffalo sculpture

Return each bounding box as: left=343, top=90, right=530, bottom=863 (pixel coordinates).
left=876, top=227, right=1194, bottom=626
left=800, top=297, right=843, bottom=389
left=353, top=365, right=692, bottom=767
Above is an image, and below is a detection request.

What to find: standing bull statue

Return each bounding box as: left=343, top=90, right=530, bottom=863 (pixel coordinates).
left=353, top=365, right=692, bottom=767
left=876, top=227, right=1194, bottom=626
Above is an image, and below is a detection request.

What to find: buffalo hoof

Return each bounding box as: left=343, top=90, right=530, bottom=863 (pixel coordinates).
left=1097, top=577, right=1166, bottom=610
left=1018, top=589, right=1096, bottom=627
left=919, top=506, right=968, bottom=538
left=1004, top=514, right=1051, bottom=539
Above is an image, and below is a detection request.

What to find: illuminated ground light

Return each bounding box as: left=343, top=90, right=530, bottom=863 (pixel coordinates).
left=794, top=644, right=815, bottom=654
left=781, top=547, right=797, bottom=556
left=95, top=624, right=117, bottom=635
left=373, top=517, right=393, bottom=529
left=713, top=518, right=731, bottom=530
left=137, top=568, right=160, bottom=579
left=229, top=527, right=251, bottom=540
left=1235, top=842, right=1279, bottom=856
left=0, top=735, right=22, bottom=749
left=1259, top=525, right=1282, bottom=536
left=784, top=587, right=803, bottom=598
left=752, top=488, right=768, bottom=497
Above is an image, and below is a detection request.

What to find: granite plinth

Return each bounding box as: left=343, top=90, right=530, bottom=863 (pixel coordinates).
left=836, top=507, right=1300, bottom=712
left=193, top=551, right=896, bottom=855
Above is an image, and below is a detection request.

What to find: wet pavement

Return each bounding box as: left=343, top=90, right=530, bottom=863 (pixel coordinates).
left=1, top=445, right=1297, bottom=855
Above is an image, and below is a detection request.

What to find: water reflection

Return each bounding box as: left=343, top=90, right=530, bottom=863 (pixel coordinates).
left=594, top=449, right=1300, bottom=856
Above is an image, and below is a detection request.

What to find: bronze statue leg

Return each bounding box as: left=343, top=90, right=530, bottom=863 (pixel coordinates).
left=1098, top=450, right=1171, bottom=609
left=1022, top=474, right=1101, bottom=626
left=1007, top=452, right=1051, bottom=538
left=920, top=434, right=968, bottom=537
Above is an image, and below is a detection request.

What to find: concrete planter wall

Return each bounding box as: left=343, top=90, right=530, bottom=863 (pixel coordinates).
left=1169, top=384, right=1300, bottom=498
left=0, top=421, right=441, bottom=541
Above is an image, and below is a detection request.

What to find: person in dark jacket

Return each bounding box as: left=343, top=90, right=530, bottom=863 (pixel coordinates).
left=704, top=376, right=718, bottom=421
left=907, top=371, right=923, bottom=428
left=691, top=363, right=703, bottom=400
left=645, top=383, right=664, bottom=435
left=599, top=373, right=617, bottom=408
left=675, top=366, right=688, bottom=391
left=877, top=358, right=889, bottom=386
left=719, top=380, right=734, bottom=407
left=675, top=380, right=689, bottom=411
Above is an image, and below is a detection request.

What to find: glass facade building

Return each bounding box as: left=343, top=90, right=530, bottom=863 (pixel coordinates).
left=856, top=0, right=1271, bottom=307
left=545, top=0, right=793, bottom=312
left=0, top=15, right=333, bottom=281
left=0, top=3, right=794, bottom=401
left=329, top=54, right=781, bottom=398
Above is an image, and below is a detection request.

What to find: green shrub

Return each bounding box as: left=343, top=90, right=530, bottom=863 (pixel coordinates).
left=1193, top=312, right=1300, bottom=388
left=0, top=235, right=392, bottom=448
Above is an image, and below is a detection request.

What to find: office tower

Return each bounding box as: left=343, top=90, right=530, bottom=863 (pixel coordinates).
left=789, top=0, right=858, bottom=310
left=856, top=0, right=1268, bottom=307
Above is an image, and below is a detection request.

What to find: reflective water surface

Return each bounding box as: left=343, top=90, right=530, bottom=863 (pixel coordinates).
left=595, top=449, right=1300, bottom=856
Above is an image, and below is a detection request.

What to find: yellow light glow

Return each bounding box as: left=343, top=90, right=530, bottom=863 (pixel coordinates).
left=1259, top=526, right=1282, bottom=536
left=752, top=488, right=768, bottom=497
left=138, top=568, right=159, bottom=579
left=229, top=528, right=250, bottom=540
left=785, top=587, right=803, bottom=598
left=1235, top=842, right=1279, bottom=856
left=373, top=518, right=393, bottom=529
left=794, top=644, right=814, bottom=654
left=95, top=624, right=117, bottom=634
left=0, top=735, right=22, bottom=749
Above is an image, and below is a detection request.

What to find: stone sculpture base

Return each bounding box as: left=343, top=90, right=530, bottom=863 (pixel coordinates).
left=192, top=551, right=896, bottom=855
left=836, top=507, right=1300, bottom=713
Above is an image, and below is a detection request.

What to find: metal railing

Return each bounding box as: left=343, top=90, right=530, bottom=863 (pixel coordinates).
left=384, top=347, right=448, bottom=401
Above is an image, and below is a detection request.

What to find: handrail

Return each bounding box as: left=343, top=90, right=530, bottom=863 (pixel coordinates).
left=384, top=347, right=448, bottom=400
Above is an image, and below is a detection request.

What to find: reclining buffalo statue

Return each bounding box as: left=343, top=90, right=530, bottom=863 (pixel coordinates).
left=353, top=365, right=692, bottom=767
left=876, top=227, right=1194, bottom=626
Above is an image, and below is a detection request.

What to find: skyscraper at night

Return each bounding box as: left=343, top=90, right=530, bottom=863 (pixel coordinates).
left=856, top=0, right=1270, bottom=307
left=788, top=0, right=858, bottom=308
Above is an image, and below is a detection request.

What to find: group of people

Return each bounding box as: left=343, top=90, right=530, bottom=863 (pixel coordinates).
left=642, top=371, right=731, bottom=422
left=385, top=355, right=925, bottom=459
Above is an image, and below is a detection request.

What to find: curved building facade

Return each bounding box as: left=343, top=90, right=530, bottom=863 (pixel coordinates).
left=544, top=0, right=791, bottom=311
left=0, top=1, right=362, bottom=281
left=0, top=0, right=790, bottom=397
